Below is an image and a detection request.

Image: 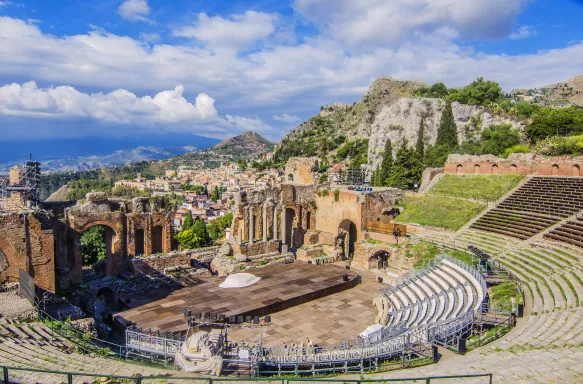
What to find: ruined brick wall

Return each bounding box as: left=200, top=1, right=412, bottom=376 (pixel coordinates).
left=0, top=211, right=57, bottom=292
left=284, top=157, right=318, bottom=185
left=444, top=154, right=583, bottom=177
left=314, top=190, right=364, bottom=241
left=363, top=190, right=404, bottom=224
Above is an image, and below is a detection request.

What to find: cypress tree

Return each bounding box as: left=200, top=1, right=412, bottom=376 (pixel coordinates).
left=379, top=139, right=393, bottom=186
left=416, top=118, right=425, bottom=157
left=435, top=100, right=458, bottom=148
left=183, top=210, right=194, bottom=230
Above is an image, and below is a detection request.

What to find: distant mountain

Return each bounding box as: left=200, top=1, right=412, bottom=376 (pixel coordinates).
left=0, top=134, right=220, bottom=164
left=512, top=75, right=583, bottom=107
left=0, top=145, right=199, bottom=173
left=210, top=131, right=275, bottom=156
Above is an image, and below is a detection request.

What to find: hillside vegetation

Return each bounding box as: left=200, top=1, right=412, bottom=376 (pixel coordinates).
left=394, top=195, right=486, bottom=230
left=429, top=174, right=524, bottom=202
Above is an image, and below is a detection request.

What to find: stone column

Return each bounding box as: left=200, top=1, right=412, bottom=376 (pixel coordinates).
left=281, top=205, right=287, bottom=245
left=262, top=205, right=268, bottom=242
left=248, top=206, right=254, bottom=244
left=273, top=206, right=278, bottom=241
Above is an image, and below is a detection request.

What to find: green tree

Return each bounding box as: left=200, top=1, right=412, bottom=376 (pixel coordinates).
left=449, top=77, right=503, bottom=105
left=80, top=226, right=106, bottom=266
left=378, top=139, right=394, bottom=186
left=525, top=107, right=583, bottom=142
left=183, top=210, right=194, bottom=230
left=386, top=140, right=422, bottom=189
left=436, top=100, right=458, bottom=148
left=174, top=229, right=202, bottom=249
left=416, top=118, right=425, bottom=158
left=192, top=217, right=211, bottom=247
left=424, top=144, right=452, bottom=168
left=479, top=124, right=521, bottom=156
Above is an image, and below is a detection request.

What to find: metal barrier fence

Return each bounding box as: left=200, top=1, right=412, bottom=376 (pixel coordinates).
left=0, top=366, right=493, bottom=384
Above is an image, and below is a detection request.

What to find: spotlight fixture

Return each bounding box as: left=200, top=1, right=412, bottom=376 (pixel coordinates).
left=246, top=316, right=252, bottom=323
left=204, top=313, right=211, bottom=320
left=219, top=314, right=226, bottom=322
left=237, top=316, right=244, bottom=323
left=253, top=316, right=260, bottom=324
left=229, top=315, right=236, bottom=323
left=377, top=277, right=383, bottom=284
left=184, top=310, right=192, bottom=318
left=195, top=312, right=202, bottom=319
left=343, top=274, right=349, bottom=282
left=265, top=315, right=271, bottom=324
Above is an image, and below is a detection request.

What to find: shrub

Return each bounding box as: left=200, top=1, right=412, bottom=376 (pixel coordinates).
left=333, top=189, right=340, bottom=202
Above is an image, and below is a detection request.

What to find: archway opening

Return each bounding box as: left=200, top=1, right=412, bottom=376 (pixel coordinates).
left=473, top=164, right=480, bottom=174
left=369, top=250, right=390, bottom=270
left=572, top=164, right=580, bottom=177
left=285, top=208, right=296, bottom=247
left=491, top=164, right=499, bottom=174
left=552, top=164, right=559, bottom=176
left=338, top=219, right=357, bottom=259
left=152, top=225, right=163, bottom=254
left=80, top=225, right=116, bottom=267
left=510, top=164, right=517, bottom=174
left=306, top=211, right=311, bottom=230
left=135, top=228, right=145, bottom=256
left=456, top=164, right=463, bottom=174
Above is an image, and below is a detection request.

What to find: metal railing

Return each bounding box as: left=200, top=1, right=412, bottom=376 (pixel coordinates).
left=0, top=366, right=493, bottom=384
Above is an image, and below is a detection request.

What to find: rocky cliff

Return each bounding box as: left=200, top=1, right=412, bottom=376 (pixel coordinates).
left=281, top=76, right=523, bottom=172
left=367, top=98, right=523, bottom=171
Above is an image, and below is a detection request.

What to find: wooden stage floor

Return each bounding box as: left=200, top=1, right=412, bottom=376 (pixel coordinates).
left=115, top=262, right=359, bottom=333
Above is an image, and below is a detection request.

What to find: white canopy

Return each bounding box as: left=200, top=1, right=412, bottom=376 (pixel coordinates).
left=219, top=273, right=261, bottom=288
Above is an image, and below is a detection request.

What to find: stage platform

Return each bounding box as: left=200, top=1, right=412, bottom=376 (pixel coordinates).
left=114, top=262, right=360, bottom=334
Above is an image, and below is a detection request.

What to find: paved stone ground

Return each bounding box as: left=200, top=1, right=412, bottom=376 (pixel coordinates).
left=228, top=271, right=381, bottom=347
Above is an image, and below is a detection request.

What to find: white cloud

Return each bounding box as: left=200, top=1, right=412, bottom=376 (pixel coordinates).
left=174, top=11, right=277, bottom=51
left=1, top=11, right=583, bottom=141
left=293, top=0, right=531, bottom=47
left=509, top=25, right=537, bottom=40
left=0, top=81, right=274, bottom=137
left=273, top=113, right=301, bottom=124
left=118, top=0, right=151, bottom=23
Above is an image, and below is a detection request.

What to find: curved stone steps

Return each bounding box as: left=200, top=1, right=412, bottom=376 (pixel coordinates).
left=497, top=254, right=555, bottom=311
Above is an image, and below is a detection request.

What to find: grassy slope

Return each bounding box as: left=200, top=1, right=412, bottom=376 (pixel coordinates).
left=395, top=195, right=486, bottom=230
left=429, top=174, right=524, bottom=202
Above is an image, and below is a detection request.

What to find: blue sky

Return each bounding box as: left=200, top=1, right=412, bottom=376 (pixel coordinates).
left=0, top=0, right=582, bottom=143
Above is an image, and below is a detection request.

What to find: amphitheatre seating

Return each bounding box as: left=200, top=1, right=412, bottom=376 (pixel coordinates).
left=544, top=216, right=583, bottom=249
left=471, top=177, right=583, bottom=239
left=384, top=256, right=485, bottom=330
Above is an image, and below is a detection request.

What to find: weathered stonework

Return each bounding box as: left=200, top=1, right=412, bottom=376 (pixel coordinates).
left=0, top=194, right=175, bottom=294
left=445, top=154, right=583, bottom=177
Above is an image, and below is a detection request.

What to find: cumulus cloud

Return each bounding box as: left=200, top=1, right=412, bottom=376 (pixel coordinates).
left=174, top=11, right=277, bottom=51
left=1, top=11, right=583, bottom=140
left=293, top=0, right=531, bottom=47
left=118, top=0, right=151, bottom=23
left=0, top=81, right=274, bottom=137
left=273, top=113, right=301, bottom=124
left=509, top=25, right=537, bottom=40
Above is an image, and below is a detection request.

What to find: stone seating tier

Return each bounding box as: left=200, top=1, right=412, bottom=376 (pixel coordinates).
left=471, top=176, right=583, bottom=239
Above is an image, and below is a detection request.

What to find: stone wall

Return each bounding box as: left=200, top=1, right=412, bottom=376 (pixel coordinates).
left=314, top=190, right=364, bottom=241
left=284, top=157, right=318, bottom=185
left=445, top=154, right=583, bottom=177
left=0, top=211, right=60, bottom=292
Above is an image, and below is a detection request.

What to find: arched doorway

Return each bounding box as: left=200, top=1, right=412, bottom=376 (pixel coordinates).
left=473, top=164, right=480, bottom=174
left=456, top=164, right=463, bottom=174
left=491, top=164, right=499, bottom=174
left=135, top=228, right=145, bottom=256
left=510, top=164, right=517, bottom=174
left=285, top=208, right=296, bottom=247
left=306, top=211, right=311, bottom=230
left=572, top=164, right=580, bottom=177
left=80, top=225, right=117, bottom=268
left=552, top=164, right=559, bottom=176
left=338, top=219, right=357, bottom=259
left=152, top=225, right=163, bottom=254
left=369, top=250, right=390, bottom=270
